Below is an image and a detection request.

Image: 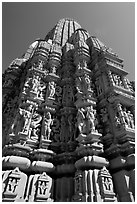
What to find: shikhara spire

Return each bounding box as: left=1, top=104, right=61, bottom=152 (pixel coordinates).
left=2, top=19, right=135, bottom=202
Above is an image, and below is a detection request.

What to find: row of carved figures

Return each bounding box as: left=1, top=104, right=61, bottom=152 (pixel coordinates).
left=108, top=70, right=134, bottom=91
left=4, top=96, right=135, bottom=147
left=115, top=106, right=135, bottom=129
left=8, top=103, right=99, bottom=145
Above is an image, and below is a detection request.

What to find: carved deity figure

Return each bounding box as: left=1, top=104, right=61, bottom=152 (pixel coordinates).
left=77, top=108, right=86, bottom=134
left=36, top=173, right=52, bottom=201
left=37, top=83, right=46, bottom=99
left=76, top=75, right=89, bottom=95
left=6, top=177, right=19, bottom=193
left=113, top=74, right=123, bottom=87
left=83, top=60, right=88, bottom=69
left=38, top=60, right=44, bottom=70
left=47, top=81, right=55, bottom=99
left=84, top=73, right=93, bottom=92
left=122, top=107, right=130, bottom=127
left=76, top=77, right=83, bottom=94
left=30, top=112, right=42, bottom=141
left=86, top=106, right=97, bottom=133
left=20, top=109, right=31, bottom=134
left=126, top=78, right=134, bottom=92
left=77, top=106, right=98, bottom=135
left=77, top=62, right=82, bottom=70
left=114, top=115, right=121, bottom=127
left=37, top=181, right=48, bottom=195
left=32, top=75, right=40, bottom=93
left=43, top=112, right=53, bottom=140
left=22, top=77, right=32, bottom=94
left=102, top=177, right=113, bottom=192
left=107, top=70, right=115, bottom=86
left=50, top=65, right=57, bottom=74
left=19, top=104, right=33, bottom=134
left=127, top=110, right=135, bottom=129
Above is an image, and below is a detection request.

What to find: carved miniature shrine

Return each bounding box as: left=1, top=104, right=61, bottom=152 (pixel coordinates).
left=2, top=18, right=135, bottom=202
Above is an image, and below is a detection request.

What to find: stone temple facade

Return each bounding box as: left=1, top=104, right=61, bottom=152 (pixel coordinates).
left=2, top=18, right=135, bottom=202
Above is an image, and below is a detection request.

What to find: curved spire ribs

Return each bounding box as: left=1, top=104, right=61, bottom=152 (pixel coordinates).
left=45, top=18, right=82, bottom=47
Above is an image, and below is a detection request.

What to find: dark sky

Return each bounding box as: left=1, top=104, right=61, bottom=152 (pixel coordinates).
left=2, top=2, right=135, bottom=80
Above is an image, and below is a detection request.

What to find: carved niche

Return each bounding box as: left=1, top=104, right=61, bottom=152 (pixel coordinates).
left=41, top=112, right=54, bottom=141
left=25, top=172, right=53, bottom=202
left=98, top=166, right=116, bottom=201
left=62, top=84, right=75, bottom=106
left=59, top=112, right=76, bottom=142
left=35, top=172, right=53, bottom=201
left=26, top=109, right=43, bottom=147
left=114, top=103, right=135, bottom=130
left=2, top=167, right=27, bottom=202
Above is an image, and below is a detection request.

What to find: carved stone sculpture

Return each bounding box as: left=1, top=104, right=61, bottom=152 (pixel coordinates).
left=19, top=109, right=32, bottom=134
left=77, top=108, right=86, bottom=134
left=113, top=74, right=123, bottom=87
left=31, top=75, right=40, bottom=93
left=42, top=112, right=53, bottom=140
left=37, top=82, right=46, bottom=99
left=29, top=111, right=42, bottom=141
left=86, top=106, right=97, bottom=133
left=123, top=107, right=130, bottom=128
left=114, top=115, right=121, bottom=128
left=84, top=73, right=93, bottom=92
left=2, top=18, right=135, bottom=202
left=47, top=81, right=56, bottom=99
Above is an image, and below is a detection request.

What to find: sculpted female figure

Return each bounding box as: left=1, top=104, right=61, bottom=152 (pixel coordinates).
left=77, top=108, right=86, bottom=134
left=43, top=112, right=53, bottom=140
left=48, top=82, right=55, bottom=99
left=30, top=112, right=42, bottom=141
left=86, top=106, right=97, bottom=133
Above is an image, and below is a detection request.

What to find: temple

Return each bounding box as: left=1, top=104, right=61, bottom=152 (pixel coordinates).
left=2, top=18, right=135, bottom=202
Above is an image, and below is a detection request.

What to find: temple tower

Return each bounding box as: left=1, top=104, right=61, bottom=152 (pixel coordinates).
left=2, top=18, right=135, bottom=202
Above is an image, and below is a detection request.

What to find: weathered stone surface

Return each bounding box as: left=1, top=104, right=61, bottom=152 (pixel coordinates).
left=31, top=161, right=55, bottom=172
left=2, top=18, right=135, bottom=202
left=3, top=156, right=31, bottom=170
left=112, top=170, right=134, bottom=202
left=75, top=156, right=109, bottom=170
